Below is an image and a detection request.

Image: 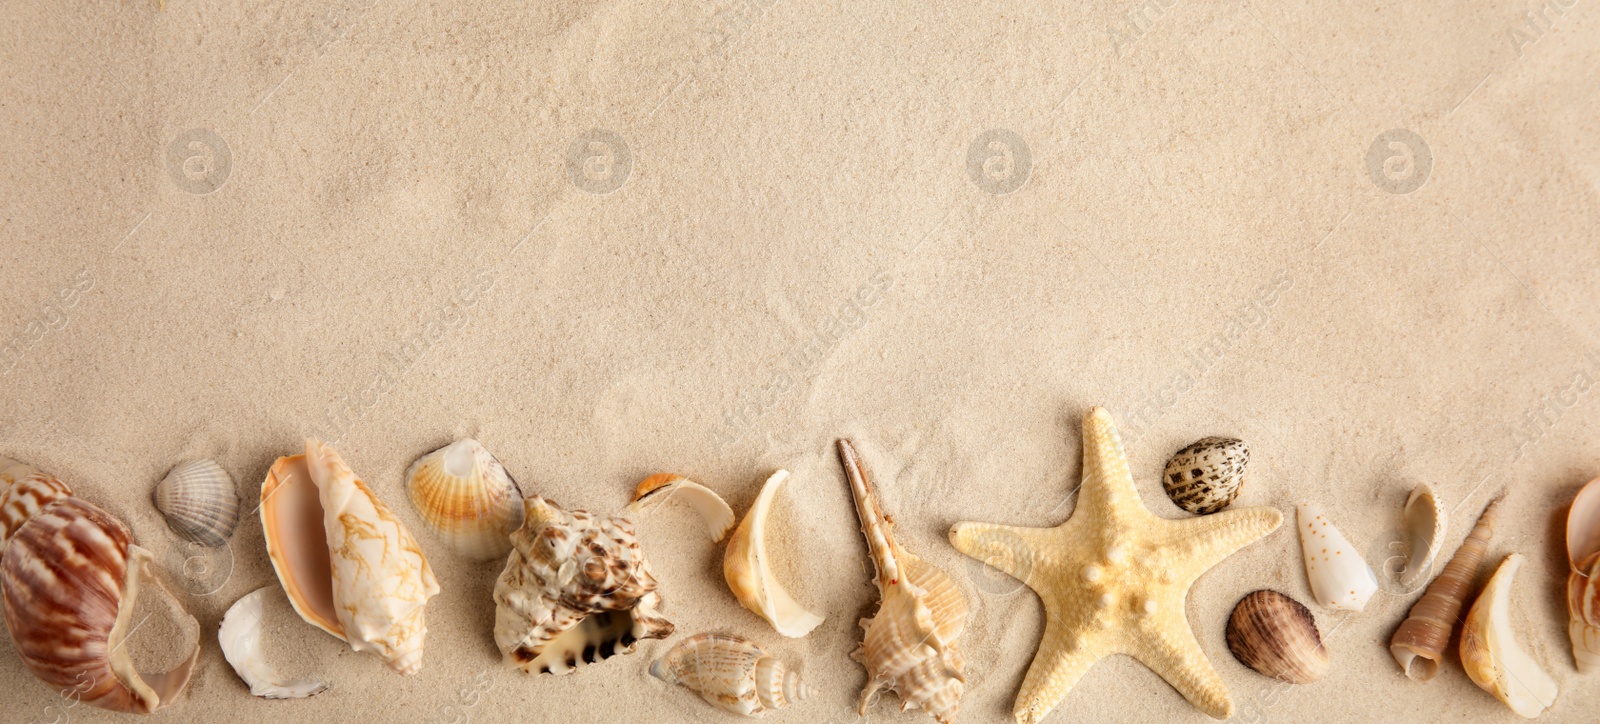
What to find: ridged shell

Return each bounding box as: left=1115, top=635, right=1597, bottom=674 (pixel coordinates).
left=260, top=440, right=440, bottom=675
left=153, top=459, right=239, bottom=547
left=1162, top=437, right=1248, bottom=515
left=404, top=439, right=524, bottom=560
left=1296, top=503, right=1377, bottom=611
left=724, top=470, right=825, bottom=638
left=218, top=587, right=329, bottom=699
left=1225, top=590, right=1328, bottom=684
left=1390, top=496, right=1503, bottom=681
left=493, top=496, right=673, bottom=674
left=1568, top=477, right=1600, bottom=673
left=838, top=439, right=966, bottom=724
left=0, top=456, right=74, bottom=554
left=651, top=633, right=811, bottom=717
left=1, top=496, right=200, bottom=713
left=1460, top=554, right=1558, bottom=718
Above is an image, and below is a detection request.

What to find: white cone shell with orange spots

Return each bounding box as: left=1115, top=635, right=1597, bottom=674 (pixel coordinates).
left=1297, top=503, right=1377, bottom=611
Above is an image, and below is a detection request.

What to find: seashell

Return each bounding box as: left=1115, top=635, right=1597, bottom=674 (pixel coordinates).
left=1460, top=554, right=1558, bottom=718
left=153, top=459, right=239, bottom=547
left=404, top=439, right=525, bottom=560
left=1390, top=496, right=1504, bottom=681
left=1296, top=503, right=1377, bottom=611
left=1, top=495, right=200, bottom=713
left=838, top=439, right=966, bottom=724
left=1567, top=476, right=1600, bottom=673
left=1398, top=484, right=1447, bottom=588
left=219, top=587, right=329, bottom=699
left=629, top=474, right=736, bottom=541
left=723, top=470, right=825, bottom=638
left=0, top=456, right=74, bottom=554
left=1225, top=590, right=1328, bottom=684
left=260, top=440, right=440, bottom=675
left=650, top=633, right=812, bottom=717
left=493, top=495, right=673, bottom=674
left=1162, top=437, right=1249, bottom=515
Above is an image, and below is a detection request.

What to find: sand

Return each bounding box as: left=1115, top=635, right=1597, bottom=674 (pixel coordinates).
left=2, top=0, right=1598, bottom=722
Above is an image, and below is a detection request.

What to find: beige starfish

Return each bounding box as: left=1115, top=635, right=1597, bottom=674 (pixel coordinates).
left=950, top=407, right=1282, bottom=722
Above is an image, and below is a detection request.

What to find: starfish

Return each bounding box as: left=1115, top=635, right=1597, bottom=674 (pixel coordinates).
left=950, top=407, right=1282, bottom=722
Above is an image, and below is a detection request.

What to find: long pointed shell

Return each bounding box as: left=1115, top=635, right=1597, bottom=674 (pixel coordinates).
left=838, top=439, right=966, bottom=724
left=0, top=456, right=74, bottom=554
left=494, top=496, right=674, bottom=674
left=261, top=441, right=440, bottom=674
left=1390, top=496, right=1504, bottom=681
left=651, top=633, right=811, bottom=717
left=1568, top=477, right=1600, bottom=673
left=1399, top=484, right=1446, bottom=587
left=723, top=470, right=825, bottom=638
left=629, top=474, right=736, bottom=541
left=1460, top=554, right=1558, bottom=718
left=404, top=439, right=524, bottom=560
left=153, top=459, right=239, bottom=547
left=1, top=496, right=200, bottom=713
left=219, top=587, right=329, bottom=699
left=1296, top=503, right=1377, bottom=611
left=1225, top=590, right=1328, bottom=684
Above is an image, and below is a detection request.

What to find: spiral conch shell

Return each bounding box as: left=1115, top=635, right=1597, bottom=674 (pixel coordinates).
left=493, top=496, right=674, bottom=674
left=651, top=633, right=812, bottom=717
left=724, top=470, right=826, bottom=638
left=260, top=440, right=440, bottom=675
left=404, top=439, right=525, bottom=560
left=1460, top=554, right=1558, bottom=718
left=1567, top=476, right=1600, bottom=673
left=1390, top=496, right=1503, bottom=681
left=1, top=477, right=201, bottom=713
left=838, top=439, right=966, bottom=724
left=153, top=458, right=240, bottom=547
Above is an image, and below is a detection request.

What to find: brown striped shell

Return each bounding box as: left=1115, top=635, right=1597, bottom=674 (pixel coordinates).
left=1, top=496, right=200, bottom=713
left=1162, top=437, right=1248, bottom=515
left=1389, top=496, right=1503, bottom=681
left=0, top=457, right=74, bottom=554
left=1225, top=590, right=1328, bottom=684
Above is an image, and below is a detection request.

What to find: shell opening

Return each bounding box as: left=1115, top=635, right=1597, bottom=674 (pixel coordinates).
left=260, top=455, right=344, bottom=640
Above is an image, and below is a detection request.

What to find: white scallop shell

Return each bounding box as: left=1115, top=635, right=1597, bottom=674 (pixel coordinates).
left=1296, top=503, right=1377, bottom=612
left=404, top=439, right=524, bottom=561
left=153, top=459, right=239, bottom=547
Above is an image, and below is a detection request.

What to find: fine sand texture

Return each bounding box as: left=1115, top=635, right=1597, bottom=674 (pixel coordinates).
left=2, top=1, right=1598, bottom=722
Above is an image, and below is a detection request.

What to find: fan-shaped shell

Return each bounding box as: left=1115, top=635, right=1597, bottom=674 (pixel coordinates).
left=0, top=456, right=73, bottom=554
left=1568, top=477, right=1600, bottom=673
left=405, top=439, right=524, bottom=560
left=651, top=633, right=811, bottom=717
left=493, top=496, right=673, bottom=675
left=1162, top=437, right=1248, bottom=515
left=153, top=459, right=239, bottom=547
left=1225, top=590, right=1328, bottom=684
left=1, top=496, right=200, bottom=713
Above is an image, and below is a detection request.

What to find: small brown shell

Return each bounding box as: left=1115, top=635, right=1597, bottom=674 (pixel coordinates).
left=1390, top=496, right=1504, bottom=681
left=1162, top=437, right=1248, bottom=515
left=1226, top=590, right=1328, bottom=684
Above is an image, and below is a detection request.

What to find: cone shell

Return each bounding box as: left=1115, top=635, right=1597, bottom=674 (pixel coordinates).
left=1568, top=477, right=1600, bottom=673
left=1225, top=590, right=1328, bottom=684
left=260, top=440, right=440, bottom=675
left=723, top=470, right=825, bottom=638
left=153, top=459, right=239, bottom=547
left=405, top=439, right=524, bottom=560
left=493, top=496, right=673, bottom=675
left=1296, top=503, right=1377, bottom=611
left=1162, top=437, right=1248, bottom=515
left=0, top=456, right=74, bottom=554
left=1, top=496, right=200, bottom=713
left=1390, top=496, right=1503, bottom=681
left=1460, top=554, right=1558, bottom=718
left=651, top=633, right=811, bottom=717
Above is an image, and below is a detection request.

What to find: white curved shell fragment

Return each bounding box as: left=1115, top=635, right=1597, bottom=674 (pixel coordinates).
left=219, top=587, right=329, bottom=699
left=1296, top=503, right=1377, bottom=611
left=1460, top=554, right=1558, bottom=718
left=723, top=470, right=825, bottom=638
left=629, top=474, right=736, bottom=542
left=1400, top=484, right=1446, bottom=585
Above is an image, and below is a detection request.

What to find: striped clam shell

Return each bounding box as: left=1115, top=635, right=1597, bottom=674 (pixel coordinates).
left=1162, top=437, right=1249, bottom=515
left=405, top=439, right=523, bottom=561
left=153, top=459, right=239, bottom=547
left=1, top=496, right=201, bottom=713
left=0, top=457, right=74, bottom=555
left=1225, top=590, right=1328, bottom=684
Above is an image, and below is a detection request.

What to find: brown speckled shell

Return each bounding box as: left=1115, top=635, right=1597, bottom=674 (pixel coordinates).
left=1162, top=437, right=1248, bottom=515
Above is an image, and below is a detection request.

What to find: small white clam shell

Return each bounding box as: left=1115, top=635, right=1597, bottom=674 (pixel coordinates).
left=153, top=459, right=239, bottom=547
left=1461, top=554, right=1558, bottom=718
left=219, top=587, right=329, bottom=699
left=1296, top=503, right=1377, bottom=612
left=723, top=470, right=825, bottom=638
left=405, top=439, right=524, bottom=561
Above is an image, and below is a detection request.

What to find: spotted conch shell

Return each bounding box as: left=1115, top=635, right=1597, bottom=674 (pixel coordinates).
left=260, top=440, right=440, bottom=674
left=493, top=496, right=674, bottom=674
left=1568, top=477, right=1600, bottom=673
left=1390, top=495, right=1504, bottom=681
left=651, top=633, right=812, bottom=717
left=1, top=477, right=201, bottom=713
left=837, top=439, right=966, bottom=723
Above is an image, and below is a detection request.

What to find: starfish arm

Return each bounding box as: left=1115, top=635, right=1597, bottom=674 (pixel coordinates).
left=949, top=521, right=1048, bottom=583
left=1076, top=407, right=1145, bottom=521
left=1012, top=611, right=1103, bottom=724
left=1169, top=506, right=1283, bottom=575
left=1129, top=621, right=1235, bottom=719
